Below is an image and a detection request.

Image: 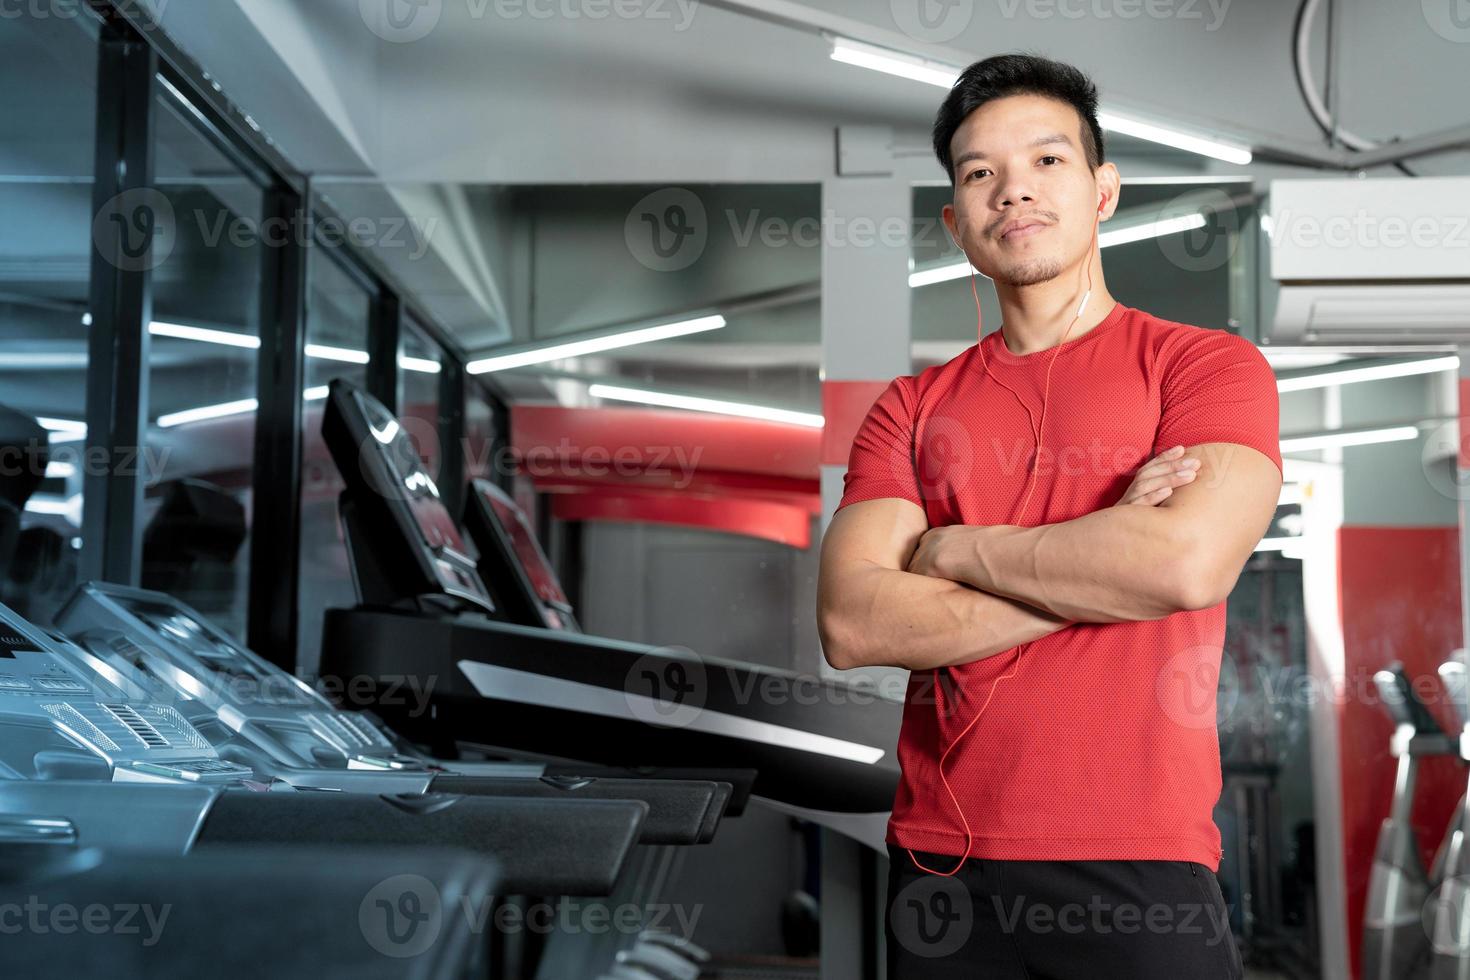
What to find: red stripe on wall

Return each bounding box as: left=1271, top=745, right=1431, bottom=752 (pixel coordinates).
left=1460, top=378, right=1470, bottom=469
left=552, top=490, right=811, bottom=548
left=1338, top=525, right=1463, bottom=980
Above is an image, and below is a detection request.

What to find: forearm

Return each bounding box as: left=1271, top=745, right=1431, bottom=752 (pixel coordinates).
left=946, top=507, right=1200, bottom=623
left=818, top=561, right=1070, bottom=671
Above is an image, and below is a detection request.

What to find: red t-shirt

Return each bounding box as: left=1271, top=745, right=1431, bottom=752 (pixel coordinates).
left=836, top=301, right=1281, bottom=871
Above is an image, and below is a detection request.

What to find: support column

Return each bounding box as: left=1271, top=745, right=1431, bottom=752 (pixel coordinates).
left=817, top=125, right=911, bottom=980
left=1460, top=346, right=1470, bottom=651
left=819, top=128, right=912, bottom=536
left=82, top=19, right=156, bottom=586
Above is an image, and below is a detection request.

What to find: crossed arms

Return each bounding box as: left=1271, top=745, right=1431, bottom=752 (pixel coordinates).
left=816, top=442, right=1282, bottom=672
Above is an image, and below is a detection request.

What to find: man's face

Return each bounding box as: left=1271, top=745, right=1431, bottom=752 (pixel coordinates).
left=943, top=94, right=1112, bottom=288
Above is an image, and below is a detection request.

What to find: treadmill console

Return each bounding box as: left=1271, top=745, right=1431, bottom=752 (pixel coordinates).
left=0, top=603, right=249, bottom=783
left=464, top=478, right=579, bottom=632
left=57, top=582, right=419, bottom=772
left=322, top=380, right=495, bottom=614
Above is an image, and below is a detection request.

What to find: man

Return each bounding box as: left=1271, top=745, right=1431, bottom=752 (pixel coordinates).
left=816, top=53, right=1280, bottom=978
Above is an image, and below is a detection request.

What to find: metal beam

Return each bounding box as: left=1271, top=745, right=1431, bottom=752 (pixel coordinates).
left=82, top=17, right=156, bottom=586
left=1344, top=122, right=1470, bottom=169
left=247, top=182, right=309, bottom=671
left=439, top=359, right=467, bottom=523
left=367, top=290, right=404, bottom=415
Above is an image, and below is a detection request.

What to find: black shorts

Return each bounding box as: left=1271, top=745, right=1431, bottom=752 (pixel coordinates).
left=885, top=845, right=1244, bottom=980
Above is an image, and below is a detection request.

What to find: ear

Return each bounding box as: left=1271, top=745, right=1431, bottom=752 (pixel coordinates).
left=1096, top=162, right=1122, bottom=219
left=941, top=203, right=961, bottom=246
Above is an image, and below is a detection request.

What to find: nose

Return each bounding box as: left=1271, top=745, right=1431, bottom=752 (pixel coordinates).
left=993, top=185, right=1036, bottom=232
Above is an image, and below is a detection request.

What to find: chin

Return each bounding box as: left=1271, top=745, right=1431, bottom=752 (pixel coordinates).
left=995, top=254, right=1064, bottom=288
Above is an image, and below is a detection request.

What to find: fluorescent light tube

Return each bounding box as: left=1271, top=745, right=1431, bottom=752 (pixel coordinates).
left=910, top=213, right=1207, bottom=288
left=828, top=37, right=958, bottom=89
left=826, top=36, right=1250, bottom=164
left=1276, top=355, right=1459, bottom=393
left=304, top=343, right=371, bottom=365
left=150, top=321, right=260, bottom=349
left=150, top=321, right=440, bottom=373
left=588, top=383, right=824, bottom=428
left=156, top=398, right=259, bottom=429
left=400, top=355, right=441, bottom=374
left=1279, top=425, right=1419, bottom=453
left=1097, top=110, right=1252, bottom=165
left=468, top=315, right=726, bottom=375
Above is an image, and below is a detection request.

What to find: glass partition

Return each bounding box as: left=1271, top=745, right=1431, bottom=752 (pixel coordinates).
left=296, top=248, right=374, bottom=679
left=0, top=13, right=98, bottom=624
left=141, top=76, right=265, bottom=639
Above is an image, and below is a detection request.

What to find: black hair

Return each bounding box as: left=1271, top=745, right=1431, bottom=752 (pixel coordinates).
left=932, top=52, right=1105, bottom=187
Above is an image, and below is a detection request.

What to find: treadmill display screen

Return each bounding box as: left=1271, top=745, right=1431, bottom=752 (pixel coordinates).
left=480, top=487, right=570, bottom=610
left=359, top=394, right=469, bottom=556
left=119, top=599, right=314, bottom=706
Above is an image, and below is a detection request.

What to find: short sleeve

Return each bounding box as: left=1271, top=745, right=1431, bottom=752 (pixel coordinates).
left=836, top=376, right=923, bottom=512
left=1154, top=329, right=1282, bottom=476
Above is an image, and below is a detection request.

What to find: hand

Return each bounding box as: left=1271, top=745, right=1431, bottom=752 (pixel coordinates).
left=907, top=524, right=971, bottom=580
left=1114, top=445, right=1199, bottom=507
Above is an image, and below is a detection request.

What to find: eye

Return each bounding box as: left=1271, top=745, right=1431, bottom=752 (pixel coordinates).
left=1040, top=155, right=1061, bottom=165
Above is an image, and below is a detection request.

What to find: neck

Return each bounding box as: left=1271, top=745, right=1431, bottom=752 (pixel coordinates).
left=994, top=254, right=1114, bottom=355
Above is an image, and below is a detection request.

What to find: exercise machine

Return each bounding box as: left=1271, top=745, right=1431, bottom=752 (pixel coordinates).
left=0, top=844, right=498, bottom=979
left=319, top=380, right=901, bottom=820
left=317, top=380, right=903, bottom=976
left=0, top=599, right=648, bottom=898
left=1430, top=651, right=1470, bottom=978
left=55, top=581, right=730, bottom=849
left=1363, top=663, right=1459, bottom=980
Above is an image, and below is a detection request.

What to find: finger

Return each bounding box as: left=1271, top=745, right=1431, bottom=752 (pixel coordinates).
left=1133, top=452, right=1200, bottom=483
left=1130, top=470, right=1198, bottom=497
left=1123, top=485, right=1173, bottom=506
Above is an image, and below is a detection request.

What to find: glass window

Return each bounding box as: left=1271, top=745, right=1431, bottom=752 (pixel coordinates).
left=297, top=249, right=374, bottom=679
left=464, top=379, right=504, bottom=487
left=402, top=318, right=444, bottom=483
left=141, top=78, right=265, bottom=641
left=0, top=14, right=97, bottom=625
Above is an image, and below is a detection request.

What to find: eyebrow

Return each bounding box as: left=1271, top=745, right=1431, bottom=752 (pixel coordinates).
left=953, top=133, right=1076, bottom=169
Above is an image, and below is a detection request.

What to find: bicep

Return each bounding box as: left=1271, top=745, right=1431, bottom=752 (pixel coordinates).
left=1160, top=442, right=1281, bottom=577
left=820, top=497, right=930, bottom=572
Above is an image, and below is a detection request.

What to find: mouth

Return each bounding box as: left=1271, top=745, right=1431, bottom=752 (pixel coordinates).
left=1000, top=221, right=1047, bottom=242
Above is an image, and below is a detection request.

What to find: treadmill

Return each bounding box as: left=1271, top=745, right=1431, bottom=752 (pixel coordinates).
left=1432, top=651, right=1470, bottom=977
left=55, top=581, right=729, bottom=848
left=0, top=600, right=646, bottom=898
left=318, top=380, right=902, bottom=843
left=1, top=845, right=499, bottom=980
left=54, top=585, right=731, bottom=980
left=1361, top=664, right=1458, bottom=980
